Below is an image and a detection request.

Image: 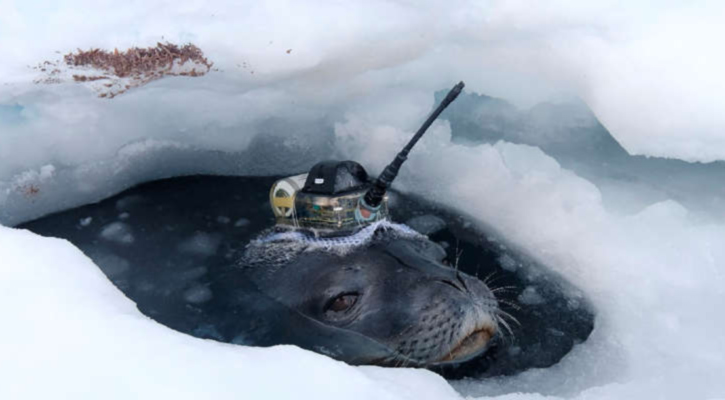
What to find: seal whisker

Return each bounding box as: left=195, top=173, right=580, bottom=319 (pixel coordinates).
left=494, top=298, right=522, bottom=311
left=489, top=287, right=519, bottom=296
left=482, top=270, right=497, bottom=285
left=490, top=289, right=519, bottom=297
left=454, top=244, right=463, bottom=272
left=497, top=309, right=521, bottom=327
left=394, top=319, right=423, bottom=340
left=495, top=314, right=516, bottom=342
left=484, top=274, right=508, bottom=287
left=384, top=350, right=409, bottom=368
left=391, top=355, right=406, bottom=368
left=488, top=285, right=518, bottom=292
left=392, top=349, right=408, bottom=368
left=390, top=348, right=420, bottom=368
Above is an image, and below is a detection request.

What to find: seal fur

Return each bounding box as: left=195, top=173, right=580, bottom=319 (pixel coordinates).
left=238, top=220, right=503, bottom=366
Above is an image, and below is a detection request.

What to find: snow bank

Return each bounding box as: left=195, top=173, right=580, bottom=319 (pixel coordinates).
left=337, top=119, right=725, bottom=398
left=2, top=1, right=725, bottom=399
left=0, top=226, right=458, bottom=400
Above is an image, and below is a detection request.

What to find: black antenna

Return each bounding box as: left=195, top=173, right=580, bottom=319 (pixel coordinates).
left=362, top=81, right=465, bottom=209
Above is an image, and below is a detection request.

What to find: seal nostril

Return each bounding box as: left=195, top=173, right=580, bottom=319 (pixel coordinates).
left=455, top=271, right=469, bottom=293
left=440, top=279, right=464, bottom=293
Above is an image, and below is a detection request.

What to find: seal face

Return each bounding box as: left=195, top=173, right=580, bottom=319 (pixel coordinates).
left=241, top=221, right=502, bottom=366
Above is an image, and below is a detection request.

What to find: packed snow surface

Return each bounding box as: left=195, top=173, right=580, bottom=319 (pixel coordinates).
left=0, top=228, right=458, bottom=400
left=2, top=1, right=725, bottom=399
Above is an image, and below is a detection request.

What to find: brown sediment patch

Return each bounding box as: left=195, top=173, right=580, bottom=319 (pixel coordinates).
left=35, top=42, right=213, bottom=98
left=72, top=75, right=110, bottom=82
left=32, top=60, right=63, bottom=84
left=64, top=43, right=212, bottom=79
left=20, top=184, right=40, bottom=199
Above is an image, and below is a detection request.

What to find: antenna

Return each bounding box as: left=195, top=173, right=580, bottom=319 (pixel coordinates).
left=361, top=81, right=465, bottom=210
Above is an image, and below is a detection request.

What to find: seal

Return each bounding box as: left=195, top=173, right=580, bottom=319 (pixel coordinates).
left=234, top=220, right=505, bottom=366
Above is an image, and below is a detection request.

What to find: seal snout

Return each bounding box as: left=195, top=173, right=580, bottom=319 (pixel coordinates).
left=437, top=325, right=496, bottom=363
left=431, top=272, right=501, bottom=364
left=437, top=271, right=472, bottom=294
left=390, top=270, right=501, bottom=366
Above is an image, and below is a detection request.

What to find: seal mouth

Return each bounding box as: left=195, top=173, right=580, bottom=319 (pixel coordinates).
left=436, top=326, right=495, bottom=364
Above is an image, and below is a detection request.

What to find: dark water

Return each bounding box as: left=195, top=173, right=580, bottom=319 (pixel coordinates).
left=18, top=175, right=594, bottom=379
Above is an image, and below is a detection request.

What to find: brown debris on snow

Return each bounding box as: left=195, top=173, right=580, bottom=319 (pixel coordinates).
left=21, top=184, right=40, bottom=198
left=64, top=42, right=212, bottom=79
left=72, top=75, right=110, bottom=82
left=32, top=60, right=63, bottom=84
left=35, top=42, right=213, bottom=98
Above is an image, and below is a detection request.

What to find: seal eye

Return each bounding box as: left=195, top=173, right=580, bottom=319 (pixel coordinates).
left=325, top=293, right=359, bottom=315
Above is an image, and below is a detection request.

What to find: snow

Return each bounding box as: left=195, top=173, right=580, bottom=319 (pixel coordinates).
left=99, top=221, right=135, bottom=244
left=0, top=227, right=457, bottom=400
left=2, top=1, right=725, bottom=399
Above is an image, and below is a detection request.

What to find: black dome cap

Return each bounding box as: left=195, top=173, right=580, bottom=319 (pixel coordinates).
left=302, top=161, right=370, bottom=195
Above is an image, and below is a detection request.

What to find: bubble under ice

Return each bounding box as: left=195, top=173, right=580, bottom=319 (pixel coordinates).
left=518, top=287, right=545, bottom=306
left=183, top=285, right=213, bottom=304
left=99, top=222, right=135, bottom=245
left=177, top=232, right=222, bottom=257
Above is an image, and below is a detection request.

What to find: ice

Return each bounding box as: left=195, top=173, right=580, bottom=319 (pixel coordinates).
left=518, top=287, right=545, bottom=306
left=192, top=324, right=225, bottom=341
left=178, top=266, right=209, bottom=282
left=443, top=92, right=725, bottom=219
left=79, top=216, right=93, bottom=227
left=405, top=215, right=447, bottom=235
left=337, top=115, right=725, bottom=398
left=183, top=285, right=213, bottom=304
left=99, top=222, right=134, bottom=245
left=2, top=2, right=725, bottom=400
left=177, top=232, right=222, bottom=257
left=234, top=218, right=251, bottom=228
left=116, top=196, right=146, bottom=212
left=498, top=254, right=518, bottom=272
left=87, top=252, right=131, bottom=279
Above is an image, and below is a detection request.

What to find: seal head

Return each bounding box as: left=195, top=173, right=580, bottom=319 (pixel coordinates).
left=241, top=221, right=501, bottom=366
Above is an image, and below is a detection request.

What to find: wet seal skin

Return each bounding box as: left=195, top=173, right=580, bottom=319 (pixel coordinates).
left=239, top=221, right=505, bottom=366
left=19, top=175, right=594, bottom=377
